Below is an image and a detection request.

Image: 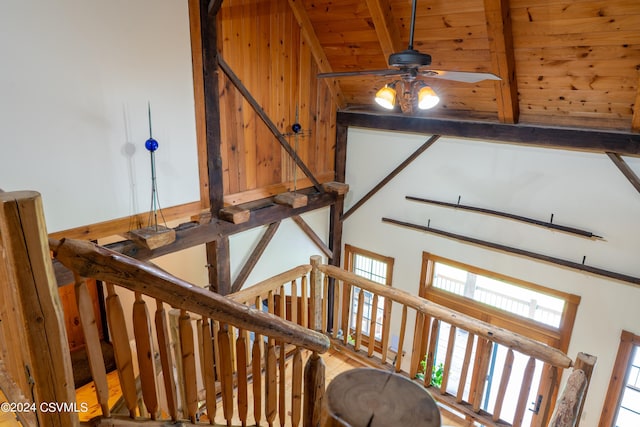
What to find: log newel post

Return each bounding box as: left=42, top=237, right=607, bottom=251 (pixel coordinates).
left=548, top=352, right=597, bottom=427
left=0, top=191, right=78, bottom=427
left=304, top=256, right=326, bottom=427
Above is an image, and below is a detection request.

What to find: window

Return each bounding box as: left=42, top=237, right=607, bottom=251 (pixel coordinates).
left=600, top=330, right=640, bottom=427
left=420, top=252, right=580, bottom=426
left=344, top=245, right=394, bottom=345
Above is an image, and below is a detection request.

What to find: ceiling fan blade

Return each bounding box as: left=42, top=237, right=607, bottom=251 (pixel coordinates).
left=317, top=69, right=405, bottom=78
left=421, top=70, right=501, bottom=83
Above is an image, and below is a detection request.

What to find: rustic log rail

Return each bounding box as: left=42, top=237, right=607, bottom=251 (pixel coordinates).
left=314, top=263, right=595, bottom=427
left=50, top=237, right=329, bottom=427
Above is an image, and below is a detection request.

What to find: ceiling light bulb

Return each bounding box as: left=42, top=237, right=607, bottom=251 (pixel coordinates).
left=418, top=85, right=440, bottom=110
left=375, top=85, right=396, bottom=109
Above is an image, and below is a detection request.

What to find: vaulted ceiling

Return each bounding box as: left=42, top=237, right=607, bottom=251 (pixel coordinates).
left=288, top=0, right=640, bottom=131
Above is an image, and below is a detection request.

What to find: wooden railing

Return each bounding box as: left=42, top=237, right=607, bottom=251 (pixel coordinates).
left=51, top=237, right=330, bottom=427
left=314, top=263, right=595, bottom=427
left=0, top=190, right=594, bottom=427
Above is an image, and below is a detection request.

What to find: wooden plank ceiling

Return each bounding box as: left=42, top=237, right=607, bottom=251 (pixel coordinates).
left=289, top=0, right=640, bottom=131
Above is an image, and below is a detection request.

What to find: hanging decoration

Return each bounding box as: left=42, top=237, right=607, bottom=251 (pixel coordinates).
left=275, top=105, right=310, bottom=208
left=128, top=103, right=176, bottom=250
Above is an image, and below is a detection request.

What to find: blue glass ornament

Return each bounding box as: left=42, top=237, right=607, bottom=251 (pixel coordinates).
left=145, top=138, right=159, bottom=152
left=291, top=123, right=302, bottom=134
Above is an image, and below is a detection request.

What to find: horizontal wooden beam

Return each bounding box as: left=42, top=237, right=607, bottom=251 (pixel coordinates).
left=338, top=112, right=640, bottom=156
left=53, top=190, right=337, bottom=286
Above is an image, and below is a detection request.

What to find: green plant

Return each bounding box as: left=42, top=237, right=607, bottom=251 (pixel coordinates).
left=415, top=356, right=444, bottom=388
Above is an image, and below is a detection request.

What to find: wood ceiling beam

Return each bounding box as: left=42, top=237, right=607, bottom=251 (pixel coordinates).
left=218, top=56, right=323, bottom=193
left=292, top=215, right=332, bottom=259
left=483, top=0, right=519, bottom=124
left=53, top=190, right=338, bottom=286
left=606, top=152, right=640, bottom=195
left=288, top=0, right=346, bottom=109
left=342, top=135, right=441, bottom=220
left=365, top=0, right=403, bottom=62
left=230, top=221, right=281, bottom=293
left=632, top=70, right=640, bottom=132
left=338, top=111, right=640, bottom=156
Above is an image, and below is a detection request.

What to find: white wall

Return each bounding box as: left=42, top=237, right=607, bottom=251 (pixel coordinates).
left=0, top=0, right=199, bottom=233
left=343, top=127, right=640, bottom=425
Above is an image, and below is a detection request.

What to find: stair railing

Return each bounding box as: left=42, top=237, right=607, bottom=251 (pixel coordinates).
left=314, top=263, right=595, bottom=427
left=51, top=237, right=330, bottom=427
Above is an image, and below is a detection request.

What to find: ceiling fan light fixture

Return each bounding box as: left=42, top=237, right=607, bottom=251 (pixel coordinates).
left=375, top=84, right=397, bottom=110
left=417, top=85, right=440, bottom=110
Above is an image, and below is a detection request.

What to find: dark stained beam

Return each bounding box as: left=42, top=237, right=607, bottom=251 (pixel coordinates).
left=632, top=70, right=640, bottom=132
left=292, top=215, right=332, bottom=259
left=230, top=221, right=281, bottom=293
left=483, top=0, right=519, bottom=124
left=342, top=135, right=441, bottom=220
left=329, top=122, right=349, bottom=267
left=338, top=111, right=640, bottom=156
left=53, top=190, right=338, bottom=286
left=218, top=56, right=323, bottom=193
left=199, top=0, right=224, bottom=214
left=207, top=236, right=231, bottom=295
left=607, top=152, right=640, bottom=195
left=207, top=0, right=222, bottom=15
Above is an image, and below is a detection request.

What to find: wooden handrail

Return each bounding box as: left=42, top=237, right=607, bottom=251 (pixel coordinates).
left=50, top=237, right=330, bottom=354
left=318, top=264, right=572, bottom=369
left=228, top=264, right=312, bottom=304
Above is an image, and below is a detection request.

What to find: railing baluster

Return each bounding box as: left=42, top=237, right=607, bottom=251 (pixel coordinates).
left=105, top=283, right=137, bottom=418
left=155, top=300, right=178, bottom=421
left=354, top=288, right=365, bottom=351
left=133, top=292, right=158, bottom=419
left=266, top=340, right=277, bottom=427
left=213, top=320, right=221, bottom=384
left=279, top=286, right=287, bottom=427
left=322, top=275, right=329, bottom=333
left=457, top=332, right=475, bottom=403
left=169, top=309, right=186, bottom=418
left=440, top=325, right=457, bottom=394
left=253, top=296, right=263, bottom=426
left=395, top=305, right=408, bottom=373
left=291, top=279, right=298, bottom=325
left=301, top=276, right=308, bottom=329
left=332, top=280, right=341, bottom=339
left=471, top=338, right=493, bottom=412
left=341, top=282, right=352, bottom=346
left=368, top=293, right=379, bottom=357
left=423, top=318, right=440, bottom=387
left=179, top=310, right=198, bottom=423
left=201, top=317, right=217, bottom=424
left=303, top=352, right=325, bottom=427
left=513, top=356, right=536, bottom=427
left=74, top=275, right=110, bottom=417
left=409, top=311, right=425, bottom=377
left=493, top=348, right=514, bottom=421
left=218, top=326, right=235, bottom=426
left=380, top=294, right=392, bottom=364
left=237, top=327, right=249, bottom=427
left=291, top=348, right=303, bottom=427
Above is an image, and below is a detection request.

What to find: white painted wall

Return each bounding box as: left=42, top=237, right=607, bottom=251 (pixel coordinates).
left=343, top=127, right=640, bottom=425
left=0, top=0, right=199, bottom=233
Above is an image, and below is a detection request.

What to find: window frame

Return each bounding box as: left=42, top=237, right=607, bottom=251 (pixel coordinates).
left=420, top=252, right=580, bottom=353
left=343, top=244, right=394, bottom=352
left=599, top=330, right=640, bottom=426
left=419, top=251, right=581, bottom=424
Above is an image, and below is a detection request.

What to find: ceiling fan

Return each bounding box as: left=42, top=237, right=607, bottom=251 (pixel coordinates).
left=317, top=0, right=500, bottom=113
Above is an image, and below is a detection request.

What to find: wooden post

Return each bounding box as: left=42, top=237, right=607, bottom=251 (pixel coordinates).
left=305, top=256, right=326, bottom=427
left=0, top=191, right=78, bottom=427
left=549, top=353, right=596, bottom=427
